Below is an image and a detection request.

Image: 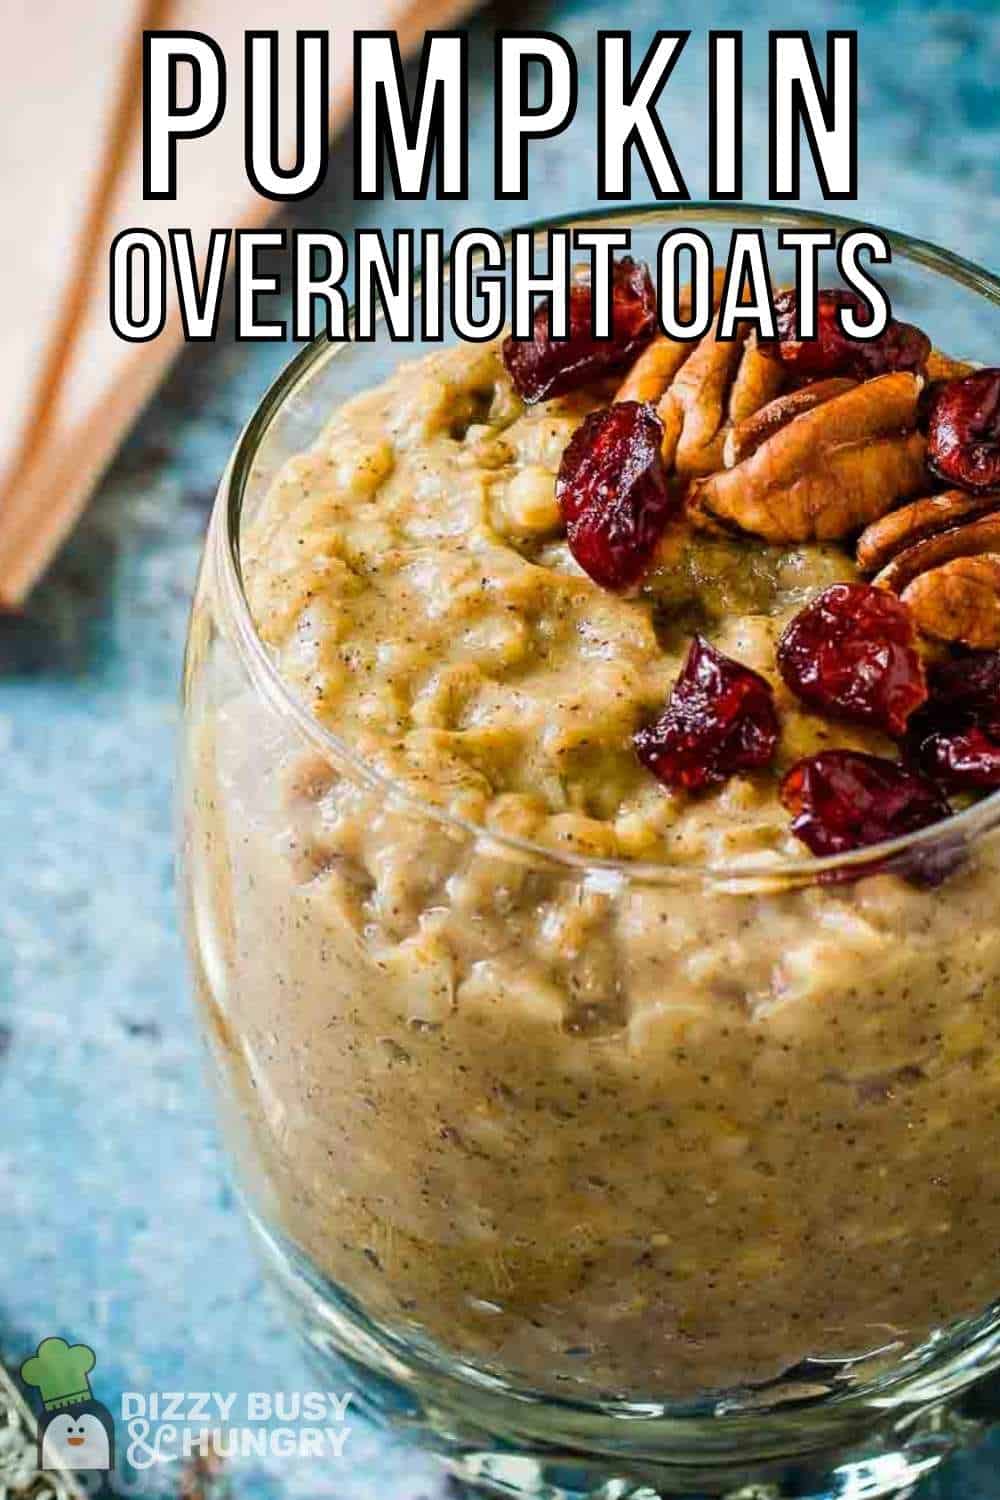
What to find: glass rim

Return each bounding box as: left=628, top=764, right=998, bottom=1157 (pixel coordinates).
left=212, top=200, right=1000, bottom=886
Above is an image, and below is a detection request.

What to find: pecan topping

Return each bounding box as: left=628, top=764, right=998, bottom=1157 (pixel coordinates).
left=871, top=511, right=1000, bottom=650
left=661, top=324, right=750, bottom=475
left=688, top=373, right=926, bottom=543
left=614, top=283, right=785, bottom=476
left=857, top=489, right=1000, bottom=575
left=650, top=330, right=786, bottom=475
left=614, top=269, right=726, bottom=405
left=901, top=556, right=1000, bottom=649
left=926, top=350, right=975, bottom=383
left=727, top=337, right=787, bottom=425
left=614, top=336, right=692, bottom=405
left=723, top=378, right=856, bottom=468
left=873, top=512, right=1000, bottom=593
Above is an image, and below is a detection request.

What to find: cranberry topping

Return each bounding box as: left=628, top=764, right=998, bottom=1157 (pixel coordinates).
left=925, top=369, right=1000, bottom=494
left=777, top=583, right=928, bottom=737
left=780, top=751, right=951, bottom=857
left=556, top=401, right=675, bottom=590
left=911, top=727, right=1000, bottom=790
left=634, top=636, right=780, bottom=792
left=502, top=257, right=658, bottom=404
left=758, top=289, right=930, bottom=381
left=905, top=650, right=1000, bottom=790
left=925, top=651, right=1000, bottom=735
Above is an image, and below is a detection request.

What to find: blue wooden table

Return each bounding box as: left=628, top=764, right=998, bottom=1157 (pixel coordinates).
left=2, top=0, right=999, bottom=1494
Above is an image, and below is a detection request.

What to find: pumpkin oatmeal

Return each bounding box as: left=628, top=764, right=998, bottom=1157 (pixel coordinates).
left=186, top=270, right=1000, bottom=1398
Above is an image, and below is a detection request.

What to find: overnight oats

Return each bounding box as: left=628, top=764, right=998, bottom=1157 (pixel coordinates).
left=180, top=211, right=1000, bottom=1495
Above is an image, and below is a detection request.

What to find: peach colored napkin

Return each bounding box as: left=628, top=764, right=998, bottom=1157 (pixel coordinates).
left=0, top=0, right=150, bottom=502
left=0, top=0, right=476, bottom=607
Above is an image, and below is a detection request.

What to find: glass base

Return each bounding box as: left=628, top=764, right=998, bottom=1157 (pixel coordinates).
left=441, top=1445, right=952, bottom=1499
left=247, top=1211, right=1000, bottom=1500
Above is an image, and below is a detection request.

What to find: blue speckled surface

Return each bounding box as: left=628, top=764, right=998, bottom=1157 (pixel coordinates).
left=2, top=1, right=1000, bottom=1494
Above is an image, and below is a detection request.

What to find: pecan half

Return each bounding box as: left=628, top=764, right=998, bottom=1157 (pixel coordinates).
left=873, top=512, right=1000, bottom=593
left=723, top=378, right=856, bottom=468
left=661, top=324, right=751, bottom=475
left=653, top=329, right=786, bottom=475
left=873, top=510, right=1000, bottom=651
left=901, top=556, right=1000, bottom=649
left=614, top=268, right=727, bottom=405
left=857, top=489, right=1000, bottom=574
left=926, top=350, right=975, bottom=383
left=688, top=373, right=926, bottom=543
left=614, top=279, right=785, bottom=475
left=727, top=337, right=787, bottom=425
left=615, top=336, right=692, bottom=405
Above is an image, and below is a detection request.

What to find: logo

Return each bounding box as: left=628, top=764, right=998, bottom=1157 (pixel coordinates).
left=122, top=1390, right=354, bottom=1468
left=20, top=1337, right=115, bottom=1474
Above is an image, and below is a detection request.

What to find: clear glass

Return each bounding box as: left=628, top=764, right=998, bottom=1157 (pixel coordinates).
left=179, top=205, right=1000, bottom=1498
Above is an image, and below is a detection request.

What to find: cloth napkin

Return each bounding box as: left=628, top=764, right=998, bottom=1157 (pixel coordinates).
left=0, top=0, right=475, bottom=606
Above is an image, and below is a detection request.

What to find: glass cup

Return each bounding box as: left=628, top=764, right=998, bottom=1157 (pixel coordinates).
left=179, top=205, right=1000, bottom=1499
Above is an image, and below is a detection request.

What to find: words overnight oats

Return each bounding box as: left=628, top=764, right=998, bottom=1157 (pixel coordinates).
left=188, top=255, right=1000, bottom=1399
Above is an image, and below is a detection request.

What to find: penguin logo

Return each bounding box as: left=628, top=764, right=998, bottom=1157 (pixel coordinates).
left=19, top=1337, right=115, bottom=1473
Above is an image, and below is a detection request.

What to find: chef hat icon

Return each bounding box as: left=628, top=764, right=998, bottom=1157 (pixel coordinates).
left=20, top=1338, right=96, bottom=1412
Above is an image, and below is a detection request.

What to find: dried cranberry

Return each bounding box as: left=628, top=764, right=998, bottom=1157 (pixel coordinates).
left=904, top=650, right=1000, bottom=790
left=781, top=751, right=951, bottom=857
left=926, top=369, right=1000, bottom=494
left=777, top=583, right=928, bottom=737
left=758, top=289, right=930, bottom=381
left=635, top=636, right=780, bottom=792
left=926, top=651, right=1000, bottom=736
left=502, top=257, right=657, bottom=404
left=910, top=726, right=1000, bottom=790
left=557, top=401, right=675, bottom=590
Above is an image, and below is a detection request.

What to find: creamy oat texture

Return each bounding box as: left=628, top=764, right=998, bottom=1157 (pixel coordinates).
left=187, top=339, right=1000, bottom=1398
